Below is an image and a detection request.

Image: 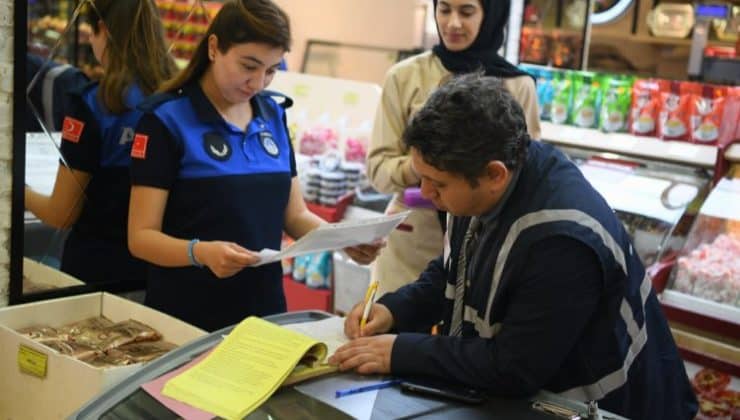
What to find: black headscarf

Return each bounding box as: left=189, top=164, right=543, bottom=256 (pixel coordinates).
left=431, top=0, right=528, bottom=78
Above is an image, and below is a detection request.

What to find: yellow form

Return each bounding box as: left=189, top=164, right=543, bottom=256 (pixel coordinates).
left=162, top=316, right=326, bottom=420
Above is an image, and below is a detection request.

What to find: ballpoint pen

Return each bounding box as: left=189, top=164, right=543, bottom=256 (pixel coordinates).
left=359, top=280, right=379, bottom=332
left=335, top=379, right=401, bottom=398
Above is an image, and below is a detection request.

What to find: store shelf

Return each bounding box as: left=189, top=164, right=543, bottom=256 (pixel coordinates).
left=726, top=144, right=740, bottom=163
left=592, top=31, right=737, bottom=48
left=540, top=122, right=718, bottom=169
left=660, top=289, right=740, bottom=335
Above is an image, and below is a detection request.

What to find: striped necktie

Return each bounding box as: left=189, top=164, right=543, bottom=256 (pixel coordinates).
left=449, top=216, right=481, bottom=337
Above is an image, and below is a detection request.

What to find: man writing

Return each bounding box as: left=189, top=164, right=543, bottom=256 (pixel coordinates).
left=329, top=74, right=697, bottom=419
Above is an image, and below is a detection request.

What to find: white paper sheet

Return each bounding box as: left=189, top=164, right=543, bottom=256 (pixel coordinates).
left=282, top=316, right=349, bottom=357
left=254, top=211, right=410, bottom=266
left=25, top=132, right=62, bottom=196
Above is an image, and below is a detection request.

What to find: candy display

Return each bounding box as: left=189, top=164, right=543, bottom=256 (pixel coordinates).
left=17, top=316, right=175, bottom=367
left=614, top=210, right=677, bottom=266
left=156, top=0, right=222, bottom=62
left=692, top=368, right=740, bottom=420
left=299, top=126, right=339, bottom=156
left=673, top=234, right=740, bottom=307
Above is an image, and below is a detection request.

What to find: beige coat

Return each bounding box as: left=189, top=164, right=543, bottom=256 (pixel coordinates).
left=367, top=51, right=541, bottom=296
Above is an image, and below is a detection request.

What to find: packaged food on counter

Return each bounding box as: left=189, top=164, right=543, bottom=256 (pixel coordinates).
left=15, top=316, right=172, bottom=367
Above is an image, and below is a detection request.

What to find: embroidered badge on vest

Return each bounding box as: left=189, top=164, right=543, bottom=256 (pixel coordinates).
left=61, top=117, right=85, bottom=143
left=259, top=131, right=279, bottom=157
left=131, top=134, right=149, bottom=159
left=119, top=127, right=135, bottom=145
left=203, top=132, right=231, bottom=161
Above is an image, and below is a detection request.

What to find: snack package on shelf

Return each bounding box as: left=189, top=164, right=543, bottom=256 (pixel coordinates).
left=571, top=72, right=602, bottom=129
left=305, top=252, right=332, bottom=289
left=630, top=79, right=669, bottom=137
left=535, top=67, right=556, bottom=121
left=550, top=71, right=574, bottom=124
left=717, top=86, right=740, bottom=148
left=658, top=81, right=703, bottom=142
left=668, top=178, right=740, bottom=307
left=599, top=77, right=634, bottom=133
left=689, top=85, right=728, bottom=145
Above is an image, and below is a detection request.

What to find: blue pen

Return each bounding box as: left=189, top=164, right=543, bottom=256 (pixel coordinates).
left=335, top=379, right=401, bottom=398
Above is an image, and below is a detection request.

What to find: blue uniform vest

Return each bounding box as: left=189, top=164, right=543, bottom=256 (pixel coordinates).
left=60, top=82, right=146, bottom=287
left=134, top=84, right=295, bottom=331
left=442, top=141, right=697, bottom=419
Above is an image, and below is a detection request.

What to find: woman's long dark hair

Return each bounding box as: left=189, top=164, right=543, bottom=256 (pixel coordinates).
left=88, top=0, right=177, bottom=113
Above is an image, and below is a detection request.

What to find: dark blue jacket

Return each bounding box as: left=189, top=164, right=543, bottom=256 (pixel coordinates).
left=379, top=140, right=698, bottom=419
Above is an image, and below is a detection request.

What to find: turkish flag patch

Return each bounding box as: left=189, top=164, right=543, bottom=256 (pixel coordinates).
left=131, top=134, right=149, bottom=159
left=61, top=117, right=85, bottom=143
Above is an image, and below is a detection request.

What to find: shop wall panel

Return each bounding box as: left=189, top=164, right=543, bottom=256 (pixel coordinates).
left=0, top=0, right=12, bottom=306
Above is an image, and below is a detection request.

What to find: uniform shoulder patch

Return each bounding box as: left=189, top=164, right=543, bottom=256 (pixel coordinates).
left=131, top=133, right=149, bottom=159
left=61, top=116, right=85, bottom=143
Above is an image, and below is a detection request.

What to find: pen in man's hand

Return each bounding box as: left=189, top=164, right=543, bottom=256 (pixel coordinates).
left=359, top=280, right=379, bottom=332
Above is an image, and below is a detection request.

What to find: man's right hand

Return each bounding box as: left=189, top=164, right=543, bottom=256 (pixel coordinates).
left=195, top=241, right=260, bottom=278
left=345, top=301, right=394, bottom=339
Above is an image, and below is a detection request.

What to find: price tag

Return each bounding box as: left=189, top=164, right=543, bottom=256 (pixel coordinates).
left=18, top=345, right=48, bottom=378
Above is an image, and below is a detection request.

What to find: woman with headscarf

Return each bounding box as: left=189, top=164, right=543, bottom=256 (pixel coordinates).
left=367, top=0, right=540, bottom=296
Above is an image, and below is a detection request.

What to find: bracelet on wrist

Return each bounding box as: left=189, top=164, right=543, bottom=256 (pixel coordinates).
left=187, top=238, right=204, bottom=268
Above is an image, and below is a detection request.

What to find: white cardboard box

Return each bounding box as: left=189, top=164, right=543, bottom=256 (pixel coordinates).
left=0, top=292, right=206, bottom=419
left=22, top=257, right=84, bottom=292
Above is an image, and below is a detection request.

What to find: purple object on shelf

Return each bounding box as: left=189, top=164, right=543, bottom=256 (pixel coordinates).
left=403, top=188, right=435, bottom=209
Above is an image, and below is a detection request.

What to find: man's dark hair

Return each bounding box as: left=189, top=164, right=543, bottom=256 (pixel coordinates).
left=403, top=73, right=529, bottom=186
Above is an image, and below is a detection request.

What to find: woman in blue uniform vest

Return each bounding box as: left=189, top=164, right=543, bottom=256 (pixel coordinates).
left=25, top=0, right=176, bottom=290
left=128, top=0, right=379, bottom=331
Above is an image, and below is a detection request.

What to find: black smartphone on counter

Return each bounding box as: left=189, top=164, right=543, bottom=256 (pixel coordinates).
left=399, top=380, right=486, bottom=404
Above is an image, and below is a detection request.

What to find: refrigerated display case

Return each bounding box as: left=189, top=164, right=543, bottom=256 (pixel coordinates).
left=562, top=146, right=709, bottom=266
left=578, top=157, right=706, bottom=265
left=540, top=121, right=739, bottom=377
